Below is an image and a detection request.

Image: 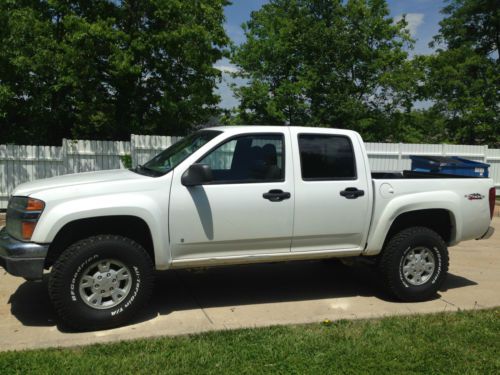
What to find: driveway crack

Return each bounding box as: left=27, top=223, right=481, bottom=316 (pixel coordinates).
left=174, top=270, right=214, bottom=325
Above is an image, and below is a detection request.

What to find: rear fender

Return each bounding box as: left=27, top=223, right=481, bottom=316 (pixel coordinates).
left=364, top=191, right=461, bottom=255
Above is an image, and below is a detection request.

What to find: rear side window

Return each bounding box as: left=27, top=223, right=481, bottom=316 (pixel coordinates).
left=298, top=134, right=356, bottom=180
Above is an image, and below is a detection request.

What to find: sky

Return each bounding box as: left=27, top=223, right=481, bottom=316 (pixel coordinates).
left=215, top=0, right=447, bottom=109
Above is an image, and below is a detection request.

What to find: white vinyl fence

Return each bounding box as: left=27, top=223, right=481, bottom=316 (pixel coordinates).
left=1, top=135, right=499, bottom=209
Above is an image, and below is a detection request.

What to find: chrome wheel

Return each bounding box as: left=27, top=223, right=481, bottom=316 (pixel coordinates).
left=78, top=259, right=132, bottom=310
left=401, top=247, right=436, bottom=286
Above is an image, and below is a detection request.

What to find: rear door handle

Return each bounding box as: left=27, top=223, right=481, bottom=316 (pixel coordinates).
left=340, top=187, right=364, bottom=199
left=263, top=189, right=291, bottom=202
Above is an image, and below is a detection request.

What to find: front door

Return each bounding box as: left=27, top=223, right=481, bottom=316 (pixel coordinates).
left=169, top=130, right=294, bottom=260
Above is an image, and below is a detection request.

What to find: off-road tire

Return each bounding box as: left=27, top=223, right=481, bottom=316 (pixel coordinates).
left=379, top=226, right=449, bottom=301
left=48, top=235, right=154, bottom=331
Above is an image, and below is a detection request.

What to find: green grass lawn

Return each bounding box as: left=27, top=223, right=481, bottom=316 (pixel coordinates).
left=1, top=309, right=498, bottom=374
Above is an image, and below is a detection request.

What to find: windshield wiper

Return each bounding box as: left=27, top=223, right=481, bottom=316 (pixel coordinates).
left=132, top=164, right=162, bottom=177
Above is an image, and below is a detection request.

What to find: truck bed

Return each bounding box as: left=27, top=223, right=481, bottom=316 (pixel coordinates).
left=365, top=172, right=494, bottom=254
left=372, top=170, right=479, bottom=179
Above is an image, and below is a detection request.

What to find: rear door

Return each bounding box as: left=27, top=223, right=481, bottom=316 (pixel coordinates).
left=290, top=128, right=371, bottom=252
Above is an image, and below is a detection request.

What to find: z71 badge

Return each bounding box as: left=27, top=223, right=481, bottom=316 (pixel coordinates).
left=465, top=193, right=484, bottom=200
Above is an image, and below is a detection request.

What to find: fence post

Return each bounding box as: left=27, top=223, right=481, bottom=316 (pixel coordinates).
left=398, top=142, right=403, bottom=170
left=130, top=134, right=136, bottom=168
left=61, top=138, right=68, bottom=175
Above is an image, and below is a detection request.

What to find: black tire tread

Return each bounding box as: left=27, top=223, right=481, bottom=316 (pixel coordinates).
left=48, top=234, right=153, bottom=330
left=379, top=226, right=449, bottom=301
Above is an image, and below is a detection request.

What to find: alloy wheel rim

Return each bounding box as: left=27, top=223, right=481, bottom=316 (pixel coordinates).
left=78, top=259, right=132, bottom=310
left=401, top=247, right=436, bottom=286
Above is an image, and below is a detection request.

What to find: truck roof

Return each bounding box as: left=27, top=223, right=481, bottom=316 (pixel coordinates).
left=205, top=125, right=360, bottom=136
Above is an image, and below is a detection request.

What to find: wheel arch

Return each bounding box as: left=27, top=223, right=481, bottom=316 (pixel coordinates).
left=382, top=209, right=455, bottom=248
left=45, top=216, right=156, bottom=269
left=365, top=203, right=459, bottom=256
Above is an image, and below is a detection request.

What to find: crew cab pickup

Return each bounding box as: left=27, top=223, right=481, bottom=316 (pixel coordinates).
left=0, top=126, right=495, bottom=330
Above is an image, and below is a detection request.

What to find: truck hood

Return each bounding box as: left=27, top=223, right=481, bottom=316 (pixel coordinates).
left=13, top=169, right=148, bottom=197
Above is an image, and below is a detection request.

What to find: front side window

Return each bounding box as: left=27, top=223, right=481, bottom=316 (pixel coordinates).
left=137, top=130, right=221, bottom=176
left=298, top=134, right=356, bottom=180
left=199, top=134, right=285, bottom=183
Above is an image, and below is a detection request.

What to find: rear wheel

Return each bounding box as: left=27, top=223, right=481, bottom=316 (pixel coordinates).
left=379, top=227, right=449, bottom=301
left=48, top=235, right=154, bottom=331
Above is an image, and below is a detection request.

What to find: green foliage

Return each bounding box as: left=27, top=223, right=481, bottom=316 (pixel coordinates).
left=120, top=154, right=132, bottom=169
left=432, top=0, right=499, bottom=56
left=0, top=0, right=229, bottom=145
left=425, top=0, right=499, bottom=147
left=1, top=0, right=497, bottom=146
left=231, top=0, right=420, bottom=140
left=425, top=48, right=499, bottom=146
left=0, top=310, right=498, bottom=374
left=231, top=0, right=499, bottom=146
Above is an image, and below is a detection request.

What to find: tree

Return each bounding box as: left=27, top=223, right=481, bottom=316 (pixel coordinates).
left=424, top=49, right=499, bottom=145
left=433, top=0, right=499, bottom=58
left=231, top=0, right=421, bottom=141
left=425, top=0, right=499, bottom=146
left=0, top=0, right=229, bottom=145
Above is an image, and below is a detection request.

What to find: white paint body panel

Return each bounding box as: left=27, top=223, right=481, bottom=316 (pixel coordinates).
left=9, top=126, right=494, bottom=270
left=14, top=169, right=174, bottom=269
left=169, top=128, right=294, bottom=259
left=289, top=127, right=371, bottom=253
left=364, top=178, right=493, bottom=254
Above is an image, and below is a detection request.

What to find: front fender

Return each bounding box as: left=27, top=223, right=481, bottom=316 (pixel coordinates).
left=30, top=193, right=170, bottom=269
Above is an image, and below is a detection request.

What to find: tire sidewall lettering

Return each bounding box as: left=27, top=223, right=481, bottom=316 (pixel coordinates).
left=70, top=254, right=99, bottom=302
left=50, top=236, right=153, bottom=331
left=69, top=255, right=142, bottom=318
left=113, top=266, right=141, bottom=316
left=430, top=246, right=442, bottom=284
left=398, top=243, right=442, bottom=289
left=399, top=246, right=412, bottom=288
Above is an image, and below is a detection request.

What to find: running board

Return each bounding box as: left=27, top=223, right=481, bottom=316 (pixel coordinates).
left=169, top=248, right=363, bottom=269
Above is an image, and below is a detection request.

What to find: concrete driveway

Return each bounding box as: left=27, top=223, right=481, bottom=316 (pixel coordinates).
left=0, top=216, right=498, bottom=351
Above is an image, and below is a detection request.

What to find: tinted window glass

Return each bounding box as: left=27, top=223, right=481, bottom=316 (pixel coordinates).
left=200, top=134, right=284, bottom=183
left=298, top=134, right=356, bottom=180
left=141, top=131, right=221, bottom=176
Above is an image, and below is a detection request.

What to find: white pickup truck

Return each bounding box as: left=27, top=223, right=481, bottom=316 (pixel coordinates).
left=0, top=126, right=495, bottom=330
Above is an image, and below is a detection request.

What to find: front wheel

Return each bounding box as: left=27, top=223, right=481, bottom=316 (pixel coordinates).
left=378, top=227, right=449, bottom=301
left=48, top=235, right=154, bottom=331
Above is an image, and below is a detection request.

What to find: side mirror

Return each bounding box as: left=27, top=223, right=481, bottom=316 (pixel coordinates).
left=181, top=163, right=213, bottom=186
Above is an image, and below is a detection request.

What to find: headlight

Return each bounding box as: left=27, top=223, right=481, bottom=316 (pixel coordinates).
left=6, top=197, right=45, bottom=241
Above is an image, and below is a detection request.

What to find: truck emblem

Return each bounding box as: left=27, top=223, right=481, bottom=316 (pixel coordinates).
left=465, top=193, right=484, bottom=200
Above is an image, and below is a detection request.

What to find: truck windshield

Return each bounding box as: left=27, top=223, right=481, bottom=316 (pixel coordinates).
left=133, top=130, right=222, bottom=176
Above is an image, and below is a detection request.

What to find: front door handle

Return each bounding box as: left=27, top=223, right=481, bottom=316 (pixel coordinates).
left=340, top=187, right=365, bottom=199
left=263, top=189, right=291, bottom=202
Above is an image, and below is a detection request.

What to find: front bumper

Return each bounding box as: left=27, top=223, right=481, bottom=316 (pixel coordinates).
left=477, top=226, right=495, bottom=240
left=0, top=227, right=49, bottom=280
